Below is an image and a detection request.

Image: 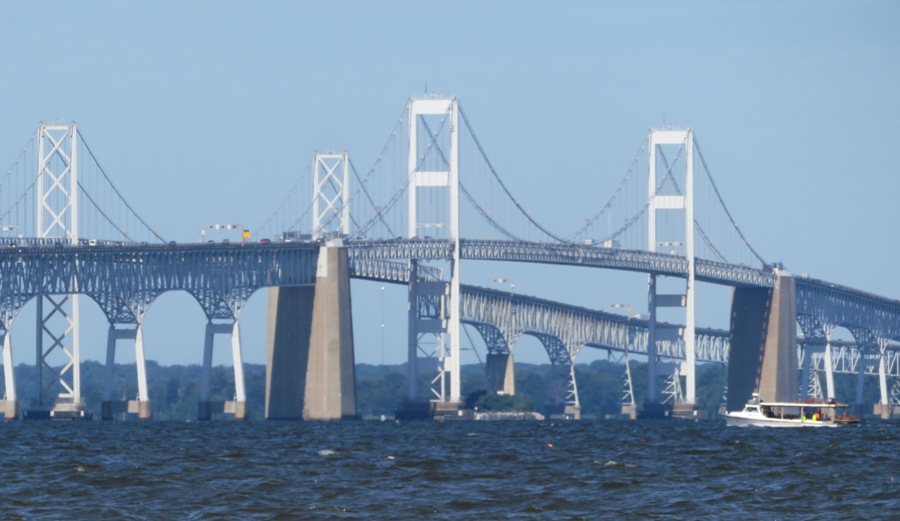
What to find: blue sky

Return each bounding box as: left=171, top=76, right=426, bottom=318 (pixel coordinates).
left=1, top=2, right=898, bottom=368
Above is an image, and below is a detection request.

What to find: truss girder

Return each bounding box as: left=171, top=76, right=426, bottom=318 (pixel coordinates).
left=349, top=258, right=442, bottom=284
left=0, top=240, right=897, bottom=373
left=471, top=324, right=511, bottom=356
left=348, top=238, right=898, bottom=346
left=529, top=333, right=572, bottom=366
left=347, top=239, right=774, bottom=288
left=797, top=279, right=900, bottom=342
left=457, top=286, right=730, bottom=365
left=0, top=243, right=318, bottom=324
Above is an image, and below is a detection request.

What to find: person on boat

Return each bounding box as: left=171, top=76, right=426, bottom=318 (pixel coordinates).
left=811, top=411, right=820, bottom=421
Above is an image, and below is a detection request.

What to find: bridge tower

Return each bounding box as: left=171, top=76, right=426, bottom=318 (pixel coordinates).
left=312, top=152, right=350, bottom=239
left=646, top=128, right=697, bottom=416
left=33, top=122, right=85, bottom=416
left=406, top=96, right=462, bottom=409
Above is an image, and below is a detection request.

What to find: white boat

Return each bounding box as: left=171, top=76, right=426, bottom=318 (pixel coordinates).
left=724, top=394, right=859, bottom=428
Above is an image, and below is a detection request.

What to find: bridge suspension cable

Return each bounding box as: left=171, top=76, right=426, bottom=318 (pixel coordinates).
left=597, top=136, right=690, bottom=248
left=416, top=115, right=525, bottom=241
left=694, top=137, right=769, bottom=267
left=458, top=103, right=570, bottom=243
left=253, top=159, right=314, bottom=239
left=77, top=131, right=166, bottom=243
left=0, top=133, right=39, bottom=235
left=353, top=109, right=452, bottom=239
left=1, top=126, right=165, bottom=243
left=565, top=133, right=648, bottom=242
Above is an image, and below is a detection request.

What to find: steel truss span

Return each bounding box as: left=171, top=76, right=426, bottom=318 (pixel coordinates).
left=1, top=238, right=897, bottom=336
left=347, top=238, right=776, bottom=287
left=348, top=262, right=900, bottom=378
left=346, top=238, right=899, bottom=337
left=0, top=242, right=318, bottom=326
left=1, top=238, right=897, bottom=346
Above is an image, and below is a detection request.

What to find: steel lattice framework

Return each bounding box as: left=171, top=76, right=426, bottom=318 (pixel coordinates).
left=346, top=238, right=900, bottom=334
left=1, top=239, right=897, bottom=349
left=348, top=262, right=900, bottom=410
left=796, top=278, right=900, bottom=344
left=0, top=240, right=897, bottom=417
left=457, top=286, right=731, bottom=364
left=347, top=238, right=777, bottom=288
left=0, top=242, right=319, bottom=326
left=1, top=240, right=897, bottom=347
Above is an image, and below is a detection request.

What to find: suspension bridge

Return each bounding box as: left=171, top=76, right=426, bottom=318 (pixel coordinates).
left=0, top=99, right=898, bottom=421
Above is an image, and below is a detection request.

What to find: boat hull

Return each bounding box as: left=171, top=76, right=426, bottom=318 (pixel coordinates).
left=724, top=413, right=838, bottom=428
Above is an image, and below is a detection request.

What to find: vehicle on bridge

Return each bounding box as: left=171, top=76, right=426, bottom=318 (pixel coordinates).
left=724, top=394, right=859, bottom=428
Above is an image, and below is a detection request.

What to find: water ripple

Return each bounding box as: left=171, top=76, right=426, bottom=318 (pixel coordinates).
left=0, top=420, right=897, bottom=519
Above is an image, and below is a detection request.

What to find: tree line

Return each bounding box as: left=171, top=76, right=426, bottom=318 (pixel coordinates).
left=1, top=359, right=880, bottom=421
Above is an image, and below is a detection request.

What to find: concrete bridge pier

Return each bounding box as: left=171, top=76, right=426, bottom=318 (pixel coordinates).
left=875, top=342, right=895, bottom=419
left=485, top=352, right=515, bottom=396
left=727, top=271, right=798, bottom=411
left=101, top=324, right=151, bottom=420
left=265, top=240, right=357, bottom=420
left=198, top=320, right=247, bottom=421
left=1, top=329, right=18, bottom=420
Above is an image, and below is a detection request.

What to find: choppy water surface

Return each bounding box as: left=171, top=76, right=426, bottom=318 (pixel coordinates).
left=0, top=419, right=897, bottom=520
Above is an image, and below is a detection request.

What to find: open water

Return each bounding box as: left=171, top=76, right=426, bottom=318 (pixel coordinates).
left=0, top=419, right=897, bottom=520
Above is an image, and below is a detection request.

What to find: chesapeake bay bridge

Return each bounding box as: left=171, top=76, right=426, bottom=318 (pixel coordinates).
left=1, top=96, right=898, bottom=420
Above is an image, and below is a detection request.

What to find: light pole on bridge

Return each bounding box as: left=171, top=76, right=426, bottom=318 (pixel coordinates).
left=201, top=224, right=247, bottom=244
left=487, top=278, right=515, bottom=295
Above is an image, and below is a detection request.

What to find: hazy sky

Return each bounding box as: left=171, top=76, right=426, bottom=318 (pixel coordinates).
left=1, top=2, right=898, bottom=368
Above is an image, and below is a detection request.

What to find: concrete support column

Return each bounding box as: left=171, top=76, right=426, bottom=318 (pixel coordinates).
left=265, top=286, right=314, bottom=420
left=728, top=272, right=798, bottom=409
left=823, top=338, right=835, bottom=400
left=134, top=325, right=150, bottom=420
left=485, top=352, right=515, bottom=396
left=102, top=326, right=117, bottom=411
left=1, top=330, right=18, bottom=420
left=230, top=321, right=247, bottom=421
left=303, top=241, right=357, bottom=420
left=756, top=272, right=798, bottom=403
left=265, top=242, right=357, bottom=421
left=646, top=275, right=658, bottom=402
left=407, top=260, right=419, bottom=401
left=877, top=347, right=890, bottom=419
left=727, top=286, right=770, bottom=411
left=198, top=321, right=246, bottom=421
left=102, top=325, right=151, bottom=421
left=198, top=322, right=216, bottom=421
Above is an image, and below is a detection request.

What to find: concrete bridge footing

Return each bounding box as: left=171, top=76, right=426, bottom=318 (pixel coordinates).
left=1, top=400, right=17, bottom=420
left=102, top=400, right=151, bottom=420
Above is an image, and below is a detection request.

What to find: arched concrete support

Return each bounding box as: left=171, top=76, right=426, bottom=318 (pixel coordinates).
left=1, top=330, right=18, bottom=420
left=198, top=320, right=247, bottom=421
left=727, top=272, right=798, bottom=410
left=101, top=324, right=151, bottom=420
